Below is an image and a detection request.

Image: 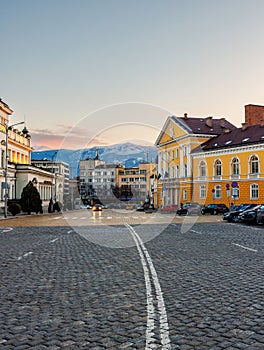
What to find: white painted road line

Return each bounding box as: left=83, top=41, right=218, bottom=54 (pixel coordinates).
left=17, top=251, right=33, bottom=260
left=232, top=243, right=258, bottom=253
left=52, top=216, right=61, bottom=220
left=1, top=227, right=13, bottom=233
left=49, top=238, right=59, bottom=243
left=125, top=223, right=171, bottom=350
left=191, top=229, right=203, bottom=234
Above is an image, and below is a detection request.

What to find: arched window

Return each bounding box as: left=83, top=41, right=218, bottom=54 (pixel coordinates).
left=199, top=161, right=206, bottom=177
left=214, top=159, right=222, bottom=176
left=250, top=184, right=259, bottom=199
left=250, top=155, right=259, bottom=174
left=184, top=163, right=188, bottom=177
left=215, top=185, right=222, bottom=199
left=231, top=157, right=240, bottom=175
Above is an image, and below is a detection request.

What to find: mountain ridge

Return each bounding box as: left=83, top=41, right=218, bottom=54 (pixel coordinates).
left=31, top=142, right=157, bottom=178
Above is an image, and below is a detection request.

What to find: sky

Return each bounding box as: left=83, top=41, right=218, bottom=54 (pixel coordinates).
left=1, top=0, right=264, bottom=150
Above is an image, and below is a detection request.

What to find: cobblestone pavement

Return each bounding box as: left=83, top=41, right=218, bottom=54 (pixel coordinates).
left=0, top=216, right=263, bottom=349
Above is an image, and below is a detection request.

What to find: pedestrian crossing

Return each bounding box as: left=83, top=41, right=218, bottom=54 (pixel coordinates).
left=49, top=213, right=174, bottom=224
left=50, top=215, right=161, bottom=220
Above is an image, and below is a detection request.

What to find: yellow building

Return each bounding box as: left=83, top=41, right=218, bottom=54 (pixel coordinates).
left=192, top=105, right=264, bottom=206
left=155, top=105, right=264, bottom=208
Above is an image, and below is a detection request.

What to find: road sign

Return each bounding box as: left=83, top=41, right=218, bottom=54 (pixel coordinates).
left=231, top=181, right=238, bottom=188
left=226, top=183, right=230, bottom=190
left=212, top=189, right=215, bottom=193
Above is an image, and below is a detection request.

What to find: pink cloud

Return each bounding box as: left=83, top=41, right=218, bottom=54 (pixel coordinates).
left=30, top=126, right=108, bottom=150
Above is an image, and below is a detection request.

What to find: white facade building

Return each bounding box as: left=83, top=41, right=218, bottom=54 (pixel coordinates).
left=31, top=160, right=70, bottom=204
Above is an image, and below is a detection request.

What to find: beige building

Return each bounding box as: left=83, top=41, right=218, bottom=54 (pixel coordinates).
left=31, top=160, right=70, bottom=204
left=116, top=162, right=155, bottom=204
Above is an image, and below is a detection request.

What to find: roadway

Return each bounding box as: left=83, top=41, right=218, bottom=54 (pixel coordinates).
left=0, top=210, right=263, bottom=349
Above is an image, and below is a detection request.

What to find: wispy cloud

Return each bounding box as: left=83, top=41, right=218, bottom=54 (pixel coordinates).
left=31, top=125, right=108, bottom=150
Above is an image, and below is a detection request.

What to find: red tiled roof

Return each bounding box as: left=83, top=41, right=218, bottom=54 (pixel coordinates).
left=199, top=124, right=264, bottom=151
left=175, top=116, right=237, bottom=135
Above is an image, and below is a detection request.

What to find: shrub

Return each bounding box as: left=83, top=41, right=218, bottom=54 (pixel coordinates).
left=8, top=203, right=21, bottom=216
left=20, top=181, right=43, bottom=214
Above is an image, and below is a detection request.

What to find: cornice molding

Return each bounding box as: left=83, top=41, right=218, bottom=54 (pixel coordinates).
left=157, top=133, right=213, bottom=148
left=192, top=143, right=264, bottom=158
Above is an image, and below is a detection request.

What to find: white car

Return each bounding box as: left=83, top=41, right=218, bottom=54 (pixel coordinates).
left=80, top=204, right=92, bottom=209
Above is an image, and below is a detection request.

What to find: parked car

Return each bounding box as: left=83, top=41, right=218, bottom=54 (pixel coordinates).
left=223, top=204, right=257, bottom=222
left=160, top=204, right=178, bottom=213
left=256, top=204, right=264, bottom=225
left=237, top=205, right=261, bottom=224
left=201, top=203, right=229, bottom=215
left=144, top=204, right=157, bottom=213
left=92, top=204, right=103, bottom=211
left=136, top=205, right=145, bottom=212
left=177, top=203, right=201, bottom=216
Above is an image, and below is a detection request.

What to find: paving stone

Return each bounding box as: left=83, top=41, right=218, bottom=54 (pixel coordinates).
left=0, top=223, right=263, bottom=349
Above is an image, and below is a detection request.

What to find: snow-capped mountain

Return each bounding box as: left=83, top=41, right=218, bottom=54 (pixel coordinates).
left=31, top=142, right=157, bottom=178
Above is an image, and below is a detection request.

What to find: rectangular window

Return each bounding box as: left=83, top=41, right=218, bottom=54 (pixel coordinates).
left=215, top=185, right=222, bottom=199
left=200, top=185, right=206, bottom=199
left=250, top=184, right=258, bottom=199
left=183, top=189, right=187, bottom=200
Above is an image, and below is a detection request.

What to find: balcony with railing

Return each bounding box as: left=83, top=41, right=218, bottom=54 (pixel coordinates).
left=8, top=127, right=31, bottom=147
left=160, top=177, right=180, bottom=188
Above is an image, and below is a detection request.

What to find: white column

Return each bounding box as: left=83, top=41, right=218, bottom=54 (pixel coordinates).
left=180, top=146, right=184, bottom=177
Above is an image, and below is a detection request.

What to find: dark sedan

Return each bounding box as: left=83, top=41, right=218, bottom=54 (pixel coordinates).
left=223, top=204, right=257, bottom=222
left=92, top=204, right=103, bottom=211
left=237, top=205, right=261, bottom=224
left=201, top=203, right=229, bottom=215
left=177, top=203, right=201, bottom=216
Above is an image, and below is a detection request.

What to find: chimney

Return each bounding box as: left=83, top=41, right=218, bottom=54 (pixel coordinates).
left=184, top=113, right=188, bottom=120
left=241, top=122, right=248, bottom=131
left=245, top=104, right=264, bottom=126
left=205, top=116, right=213, bottom=128
left=220, top=117, right=225, bottom=128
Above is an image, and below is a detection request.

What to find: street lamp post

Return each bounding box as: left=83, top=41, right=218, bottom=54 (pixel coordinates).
left=51, top=151, right=58, bottom=202
left=4, top=121, right=25, bottom=218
